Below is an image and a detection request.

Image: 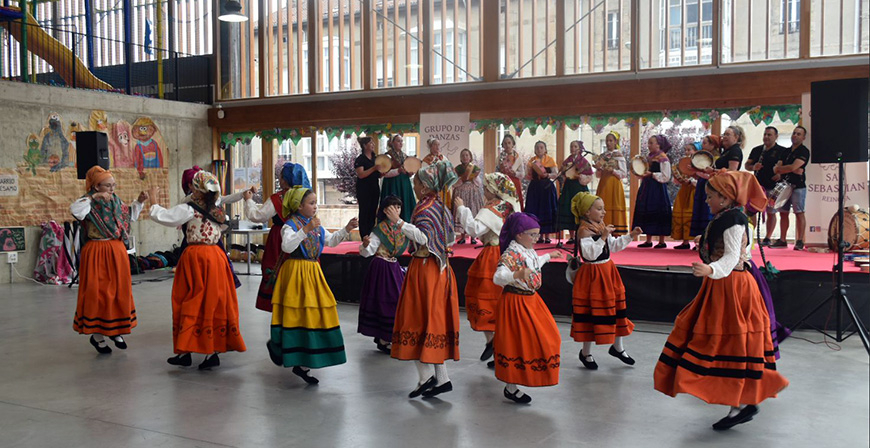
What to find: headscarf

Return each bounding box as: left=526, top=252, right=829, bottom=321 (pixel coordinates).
left=83, top=166, right=130, bottom=241
left=653, top=135, right=672, bottom=153
left=571, top=192, right=600, bottom=224
left=708, top=169, right=768, bottom=213
left=483, top=172, right=520, bottom=212
left=706, top=134, right=721, bottom=150
left=416, top=160, right=458, bottom=193
left=189, top=171, right=227, bottom=223
left=181, top=165, right=203, bottom=195
left=499, top=212, right=540, bottom=254
left=607, top=131, right=621, bottom=149
left=85, top=166, right=113, bottom=193
left=282, top=187, right=311, bottom=217
left=281, top=162, right=311, bottom=189
left=692, top=142, right=703, bottom=152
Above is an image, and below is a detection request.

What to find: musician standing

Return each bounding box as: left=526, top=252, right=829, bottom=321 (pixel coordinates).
left=771, top=126, right=810, bottom=251
left=556, top=140, right=594, bottom=244
left=524, top=141, right=559, bottom=243
left=355, top=136, right=381, bottom=238
left=745, top=126, right=786, bottom=246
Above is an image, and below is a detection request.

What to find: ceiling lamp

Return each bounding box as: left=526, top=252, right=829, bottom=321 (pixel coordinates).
left=218, top=0, right=248, bottom=22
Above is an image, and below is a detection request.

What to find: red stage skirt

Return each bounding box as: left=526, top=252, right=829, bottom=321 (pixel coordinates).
left=464, top=245, right=502, bottom=332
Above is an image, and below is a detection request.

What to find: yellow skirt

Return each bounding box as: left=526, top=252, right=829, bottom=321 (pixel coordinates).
left=671, top=183, right=696, bottom=241
left=597, top=174, right=628, bottom=235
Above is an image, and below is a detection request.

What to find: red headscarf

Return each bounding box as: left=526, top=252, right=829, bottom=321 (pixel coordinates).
left=85, top=166, right=113, bottom=192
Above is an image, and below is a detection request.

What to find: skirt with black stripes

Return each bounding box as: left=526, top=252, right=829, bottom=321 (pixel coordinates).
left=654, top=270, right=789, bottom=407
left=570, top=260, right=634, bottom=344
left=73, top=240, right=137, bottom=336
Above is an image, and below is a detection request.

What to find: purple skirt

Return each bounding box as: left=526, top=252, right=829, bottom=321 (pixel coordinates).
left=749, top=260, right=791, bottom=359
left=358, top=256, right=406, bottom=341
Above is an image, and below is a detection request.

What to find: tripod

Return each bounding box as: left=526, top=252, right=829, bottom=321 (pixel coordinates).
left=791, top=153, right=870, bottom=355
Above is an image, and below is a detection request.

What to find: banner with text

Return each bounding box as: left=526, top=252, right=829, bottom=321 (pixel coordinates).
left=420, top=112, right=471, bottom=166
left=805, top=163, right=869, bottom=245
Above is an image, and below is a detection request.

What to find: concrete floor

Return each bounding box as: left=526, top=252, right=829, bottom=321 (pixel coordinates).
left=1, top=270, right=867, bottom=448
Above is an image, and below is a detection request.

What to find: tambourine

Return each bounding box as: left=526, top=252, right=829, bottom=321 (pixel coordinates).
left=564, top=166, right=579, bottom=180
left=630, top=155, right=648, bottom=176
left=675, top=157, right=694, bottom=181
left=374, top=154, right=393, bottom=174
left=403, top=156, right=423, bottom=175
left=690, top=151, right=715, bottom=170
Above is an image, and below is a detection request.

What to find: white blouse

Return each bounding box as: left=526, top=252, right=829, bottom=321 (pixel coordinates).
left=651, top=160, right=672, bottom=184
left=708, top=224, right=752, bottom=280
left=281, top=224, right=349, bottom=254
left=606, top=151, right=628, bottom=180
left=493, top=240, right=552, bottom=290
left=70, top=197, right=144, bottom=222
left=149, top=203, right=226, bottom=245
left=182, top=191, right=244, bottom=207
left=455, top=205, right=502, bottom=245
left=566, top=233, right=632, bottom=284
left=244, top=198, right=277, bottom=223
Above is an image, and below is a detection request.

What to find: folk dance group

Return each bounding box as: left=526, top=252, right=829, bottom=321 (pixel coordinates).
left=70, top=129, right=791, bottom=431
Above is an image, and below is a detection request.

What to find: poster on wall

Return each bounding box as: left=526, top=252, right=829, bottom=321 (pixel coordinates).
left=0, top=175, right=19, bottom=196
left=801, top=92, right=870, bottom=245
left=0, top=227, right=26, bottom=252
left=420, top=112, right=471, bottom=166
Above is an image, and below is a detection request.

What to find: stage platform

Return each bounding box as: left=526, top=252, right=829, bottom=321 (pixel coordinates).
left=317, top=240, right=869, bottom=331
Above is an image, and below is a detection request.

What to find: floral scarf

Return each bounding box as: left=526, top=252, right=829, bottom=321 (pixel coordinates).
left=372, top=219, right=408, bottom=258
left=287, top=213, right=325, bottom=260
left=455, top=162, right=481, bottom=182
left=498, top=240, right=543, bottom=291
left=411, top=194, right=453, bottom=270
left=85, top=193, right=130, bottom=241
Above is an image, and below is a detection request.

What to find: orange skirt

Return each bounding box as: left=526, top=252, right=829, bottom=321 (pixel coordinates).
left=597, top=174, right=628, bottom=235
left=671, top=183, right=696, bottom=241
left=391, top=257, right=460, bottom=363
left=494, top=290, right=561, bottom=387
left=571, top=260, right=634, bottom=344
left=465, top=245, right=503, bottom=332
left=654, top=271, right=789, bottom=407
left=73, top=239, right=137, bottom=336
left=171, top=245, right=247, bottom=355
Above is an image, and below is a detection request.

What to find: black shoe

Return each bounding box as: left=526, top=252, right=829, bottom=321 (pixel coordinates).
left=111, top=336, right=127, bottom=350
left=409, top=376, right=436, bottom=398
left=770, top=239, right=788, bottom=248
left=167, top=353, right=192, bottom=366
left=654, top=242, right=668, bottom=249
left=638, top=242, right=653, bottom=248
left=422, top=381, right=453, bottom=398
left=674, top=242, right=691, bottom=250
left=267, top=341, right=282, bottom=366
left=608, top=346, right=636, bottom=365
left=794, top=240, right=804, bottom=251
left=579, top=352, right=598, bottom=370
left=712, top=405, right=759, bottom=430
left=487, top=360, right=495, bottom=369
left=566, top=239, right=576, bottom=245
left=292, top=366, right=319, bottom=385
left=375, top=338, right=391, bottom=354
left=503, top=387, right=532, bottom=404
left=198, top=353, right=220, bottom=370
left=480, top=341, right=494, bottom=361
left=469, top=238, right=477, bottom=244
left=544, top=238, right=552, bottom=244
left=761, top=238, right=772, bottom=246
left=89, top=335, right=112, bottom=354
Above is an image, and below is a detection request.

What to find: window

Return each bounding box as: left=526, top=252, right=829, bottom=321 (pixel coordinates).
left=649, top=0, right=713, bottom=68
left=780, top=0, right=800, bottom=34
left=607, top=12, right=620, bottom=50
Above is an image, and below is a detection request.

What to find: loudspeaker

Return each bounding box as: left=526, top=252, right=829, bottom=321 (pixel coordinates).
left=810, top=77, right=869, bottom=164
left=75, top=131, right=110, bottom=179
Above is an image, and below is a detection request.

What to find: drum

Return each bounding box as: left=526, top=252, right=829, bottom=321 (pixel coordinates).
left=374, top=154, right=393, bottom=174
left=630, top=156, right=648, bottom=176
left=675, top=157, right=693, bottom=182
left=768, top=180, right=793, bottom=210
left=564, top=166, right=579, bottom=180
left=828, top=207, right=870, bottom=252
left=690, top=151, right=715, bottom=170
left=403, top=156, right=423, bottom=175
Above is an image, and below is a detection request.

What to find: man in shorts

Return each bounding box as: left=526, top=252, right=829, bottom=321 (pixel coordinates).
left=771, top=126, right=810, bottom=251
left=745, top=126, right=786, bottom=245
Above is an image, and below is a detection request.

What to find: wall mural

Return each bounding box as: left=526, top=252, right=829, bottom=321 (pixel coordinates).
left=0, top=110, right=170, bottom=227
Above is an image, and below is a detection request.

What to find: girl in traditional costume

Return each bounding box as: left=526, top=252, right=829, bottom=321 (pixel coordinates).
left=524, top=141, right=559, bottom=243
left=632, top=135, right=673, bottom=248
left=452, top=148, right=484, bottom=244
left=381, top=134, right=416, bottom=223
left=454, top=172, right=520, bottom=365
left=690, top=135, right=721, bottom=238
left=492, top=213, right=563, bottom=404
left=556, top=140, right=594, bottom=243
left=671, top=143, right=699, bottom=249
left=595, top=131, right=628, bottom=235
left=423, top=138, right=452, bottom=208
left=358, top=195, right=407, bottom=353
left=267, top=179, right=358, bottom=384
left=567, top=192, right=643, bottom=369
left=391, top=161, right=460, bottom=399
left=150, top=171, right=247, bottom=370
left=654, top=170, right=789, bottom=430
left=497, top=134, right=524, bottom=211
left=70, top=166, right=146, bottom=354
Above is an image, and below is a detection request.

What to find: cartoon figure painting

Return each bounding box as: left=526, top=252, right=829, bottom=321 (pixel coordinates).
left=67, top=121, right=84, bottom=167
left=39, top=112, right=70, bottom=172
left=131, top=117, right=165, bottom=178
left=109, top=120, right=135, bottom=168
left=24, top=133, right=41, bottom=175
left=89, top=110, right=109, bottom=133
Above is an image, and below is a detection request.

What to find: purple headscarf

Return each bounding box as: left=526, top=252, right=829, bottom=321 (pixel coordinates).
left=654, top=135, right=672, bottom=153
left=182, top=165, right=203, bottom=195
left=499, top=212, right=541, bottom=253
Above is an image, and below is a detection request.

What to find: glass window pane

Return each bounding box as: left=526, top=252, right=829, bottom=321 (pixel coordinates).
left=565, top=0, right=631, bottom=75
left=811, top=0, right=870, bottom=56
left=260, top=0, right=308, bottom=96
left=640, top=0, right=711, bottom=68
left=431, top=0, right=480, bottom=85
left=373, top=0, right=422, bottom=89
left=721, top=0, right=801, bottom=63
left=501, top=0, right=557, bottom=79
left=220, top=0, right=260, bottom=98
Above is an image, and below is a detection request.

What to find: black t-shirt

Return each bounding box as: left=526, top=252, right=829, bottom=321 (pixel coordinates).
left=747, top=144, right=786, bottom=190
left=780, top=144, right=810, bottom=188
left=354, top=153, right=380, bottom=195
left=716, top=144, right=744, bottom=170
